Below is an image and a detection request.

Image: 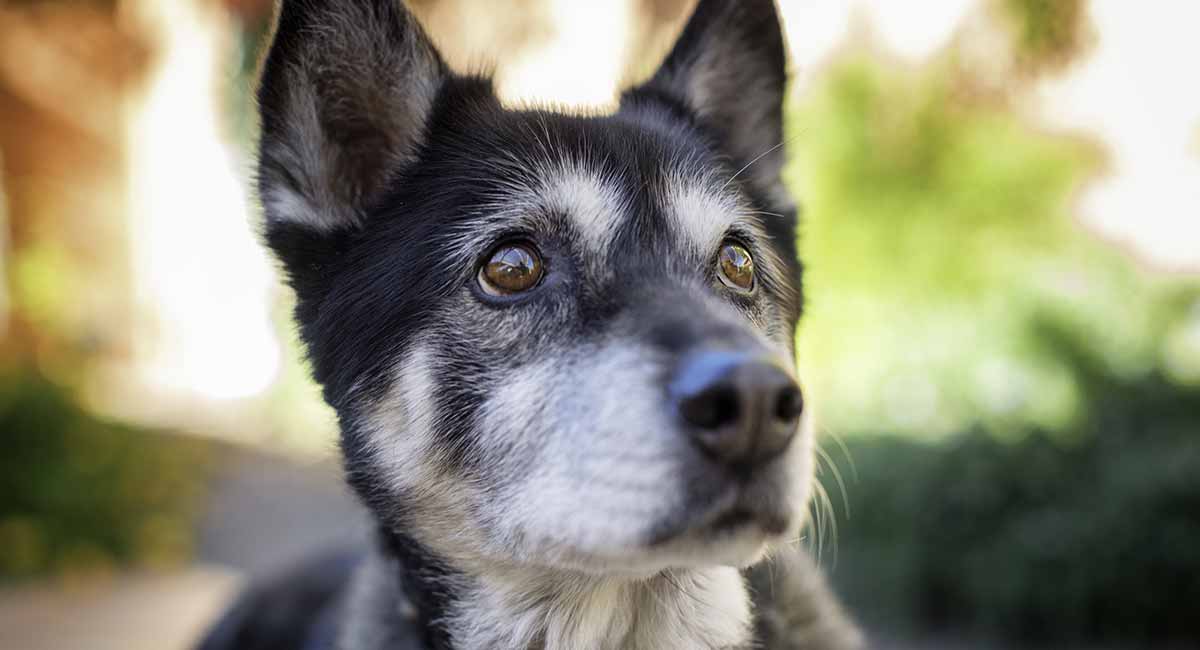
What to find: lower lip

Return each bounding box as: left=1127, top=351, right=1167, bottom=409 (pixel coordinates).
left=710, top=509, right=789, bottom=535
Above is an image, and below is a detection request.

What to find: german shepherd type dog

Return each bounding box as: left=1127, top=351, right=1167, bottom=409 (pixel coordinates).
left=200, top=0, right=863, bottom=648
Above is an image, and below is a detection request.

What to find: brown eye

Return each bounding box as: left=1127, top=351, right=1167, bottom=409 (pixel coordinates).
left=479, top=242, right=544, bottom=295
left=717, top=241, right=755, bottom=292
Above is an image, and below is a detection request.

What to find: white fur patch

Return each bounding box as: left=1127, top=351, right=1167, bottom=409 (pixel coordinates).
left=545, top=166, right=627, bottom=260
left=363, top=344, right=442, bottom=496
left=662, top=183, right=734, bottom=254
left=262, top=185, right=329, bottom=232
left=449, top=566, right=751, bottom=650
left=661, top=171, right=742, bottom=254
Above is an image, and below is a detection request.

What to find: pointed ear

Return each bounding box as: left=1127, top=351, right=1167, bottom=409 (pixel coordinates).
left=632, top=0, right=789, bottom=201
left=256, top=0, right=448, bottom=234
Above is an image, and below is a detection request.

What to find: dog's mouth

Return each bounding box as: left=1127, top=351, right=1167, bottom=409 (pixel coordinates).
left=709, top=507, right=790, bottom=536
left=645, top=485, right=794, bottom=548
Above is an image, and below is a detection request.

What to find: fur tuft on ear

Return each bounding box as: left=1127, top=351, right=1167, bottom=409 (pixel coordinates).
left=257, top=0, right=448, bottom=233
left=630, top=0, right=790, bottom=203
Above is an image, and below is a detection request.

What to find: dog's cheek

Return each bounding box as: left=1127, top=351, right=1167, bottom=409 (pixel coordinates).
left=476, top=344, right=694, bottom=559
left=354, top=344, right=443, bottom=496
left=347, top=344, right=494, bottom=558
left=465, top=356, right=565, bottom=555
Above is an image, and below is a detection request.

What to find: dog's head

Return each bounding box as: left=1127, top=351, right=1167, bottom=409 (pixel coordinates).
left=259, top=0, right=810, bottom=575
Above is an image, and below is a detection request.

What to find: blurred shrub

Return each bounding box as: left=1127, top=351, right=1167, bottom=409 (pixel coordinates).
left=0, top=369, right=213, bottom=581
left=828, top=326, right=1200, bottom=645
left=997, top=0, right=1092, bottom=74
left=792, top=56, right=1092, bottom=439
left=790, top=54, right=1196, bottom=442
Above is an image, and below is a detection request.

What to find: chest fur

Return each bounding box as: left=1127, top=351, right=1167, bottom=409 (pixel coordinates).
left=446, top=567, right=752, bottom=650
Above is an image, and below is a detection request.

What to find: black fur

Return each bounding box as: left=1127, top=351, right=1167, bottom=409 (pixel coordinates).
left=197, top=549, right=358, bottom=650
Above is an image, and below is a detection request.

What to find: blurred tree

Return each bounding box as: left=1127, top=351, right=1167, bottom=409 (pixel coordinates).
left=996, top=0, right=1092, bottom=75
left=0, top=1, right=148, bottom=378
left=789, top=55, right=1196, bottom=440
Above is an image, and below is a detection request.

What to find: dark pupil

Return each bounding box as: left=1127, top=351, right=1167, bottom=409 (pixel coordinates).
left=721, top=245, right=753, bottom=287
left=487, top=246, right=537, bottom=290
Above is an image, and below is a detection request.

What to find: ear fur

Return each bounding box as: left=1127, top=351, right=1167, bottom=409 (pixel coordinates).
left=630, top=0, right=790, bottom=203
left=256, top=0, right=448, bottom=234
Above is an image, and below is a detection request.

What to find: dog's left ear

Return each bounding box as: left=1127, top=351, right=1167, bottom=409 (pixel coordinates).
left=630, top=0, right=789, bottom=203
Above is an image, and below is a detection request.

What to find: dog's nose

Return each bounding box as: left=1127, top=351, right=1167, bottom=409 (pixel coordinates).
left=672, top=351, right=803, bottom=469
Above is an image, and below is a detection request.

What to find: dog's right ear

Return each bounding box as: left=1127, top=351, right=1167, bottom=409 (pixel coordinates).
left=256, top=0, right=447, bottom=244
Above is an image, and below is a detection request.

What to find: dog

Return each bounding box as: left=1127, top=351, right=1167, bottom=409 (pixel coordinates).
left=199, top=0, right=863, bottom=648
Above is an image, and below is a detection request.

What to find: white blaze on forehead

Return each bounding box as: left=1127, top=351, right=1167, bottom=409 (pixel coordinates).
left=662, top=175, right=742, bottom=252
left=542, top=164, right=627, bottom=256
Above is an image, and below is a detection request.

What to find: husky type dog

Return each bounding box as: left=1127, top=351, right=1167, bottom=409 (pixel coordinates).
left=200, top=0, right=863, bottom=648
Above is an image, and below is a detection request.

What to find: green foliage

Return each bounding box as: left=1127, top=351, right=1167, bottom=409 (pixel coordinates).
left=828, top=351, right=1200, bottom=645
left=0, top=370, right=213, bottom=580
left=998, top=0, right=1091, bottom=73
left=789, top=57, right=1192, bottom=440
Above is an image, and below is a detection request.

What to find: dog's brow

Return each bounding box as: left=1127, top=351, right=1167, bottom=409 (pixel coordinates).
left=441, top=208, right=555, bottom=273
left=440, top=163, right=628, bottom=277
left=660, top=173, right=744, bottom=252
left=547, top=166, right=628, bottom=258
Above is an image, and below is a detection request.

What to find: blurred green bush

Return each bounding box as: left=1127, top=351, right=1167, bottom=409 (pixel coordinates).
left=0, top=370, right=212, bottom=581
left=828, top=339, right=1200, bottom=645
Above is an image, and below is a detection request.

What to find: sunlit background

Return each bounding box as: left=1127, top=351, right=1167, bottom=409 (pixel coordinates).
left=1, top=1, right=1197, bottom=648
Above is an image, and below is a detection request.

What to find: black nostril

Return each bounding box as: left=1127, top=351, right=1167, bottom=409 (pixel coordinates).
left=774, top=385, right=804, bottom=423
left=679, top=384, right=740, bottom=430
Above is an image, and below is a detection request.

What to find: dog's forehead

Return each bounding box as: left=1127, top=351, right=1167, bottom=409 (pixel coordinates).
left=533, top=158, right=741, bottom=257
left=446, top=110, right=747, bottom=263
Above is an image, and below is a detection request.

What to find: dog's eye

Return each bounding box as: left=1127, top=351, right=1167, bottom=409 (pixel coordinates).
left=479, top=242, right=544, bottom=295
left=717, top=241, right=755, bottom=292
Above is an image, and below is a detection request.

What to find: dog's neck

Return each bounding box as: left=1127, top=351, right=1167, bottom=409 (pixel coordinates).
left=446, top=564, right=752, bottom=650
left=340, top=529, right=754, bottom=650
